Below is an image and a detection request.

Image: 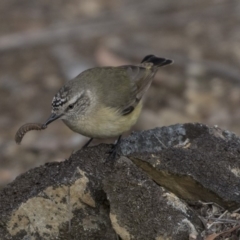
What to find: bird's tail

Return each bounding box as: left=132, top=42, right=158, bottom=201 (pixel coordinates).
left=141, top=54, right=173, bottom=67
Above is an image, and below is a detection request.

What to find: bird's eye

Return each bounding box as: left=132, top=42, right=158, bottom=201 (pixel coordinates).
left=68, top=104, right=74, bottom=109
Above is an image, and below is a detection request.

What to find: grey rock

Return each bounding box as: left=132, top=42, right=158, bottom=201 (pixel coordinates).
left=103, top=157, right=202, bottom=240
left=123, top=123, right=240, bottom=210
left=1, top=123, right=240, bottom=239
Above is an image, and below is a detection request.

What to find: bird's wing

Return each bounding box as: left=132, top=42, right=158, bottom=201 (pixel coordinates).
left=118, top=65, right=155, bottom=115
left=98, top=56, right=172, bottom=116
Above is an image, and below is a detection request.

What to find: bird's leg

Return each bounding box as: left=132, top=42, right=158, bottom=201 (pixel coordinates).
left=82, top=138, right=93, bottom=148
left=107, top=135, right=122, bottom=161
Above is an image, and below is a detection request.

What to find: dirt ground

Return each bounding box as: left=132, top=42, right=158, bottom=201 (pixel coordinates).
left=0, top=0, right=240, bottom=187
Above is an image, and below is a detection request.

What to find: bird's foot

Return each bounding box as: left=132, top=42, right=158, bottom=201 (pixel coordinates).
left=105, top=135, right=122, bottom=162
left=106, top=145, right=118, bottom=161
left=82, top=138, right=93, bottom=149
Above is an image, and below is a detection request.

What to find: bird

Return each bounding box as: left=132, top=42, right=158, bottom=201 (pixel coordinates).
left=43, top=54, right=173, bottom=156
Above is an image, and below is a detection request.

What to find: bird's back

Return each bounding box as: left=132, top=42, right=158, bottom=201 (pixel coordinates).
left=70, top=55, right=172, bottom=115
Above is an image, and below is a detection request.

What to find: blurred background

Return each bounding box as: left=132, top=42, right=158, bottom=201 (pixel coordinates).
left=0, top=0, right=240, bottom=188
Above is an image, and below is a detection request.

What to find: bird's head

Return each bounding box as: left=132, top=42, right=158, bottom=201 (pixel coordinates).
left=44, top=83, right=91, bottom=126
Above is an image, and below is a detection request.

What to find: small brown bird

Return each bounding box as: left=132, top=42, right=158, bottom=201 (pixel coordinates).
left=43, top=54, right=173, bottom=152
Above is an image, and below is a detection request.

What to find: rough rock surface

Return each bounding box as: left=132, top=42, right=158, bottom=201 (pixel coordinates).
left=103, top=157, right=202, bottom=240
left=1, top=123, right=240, bottom=239
left=120, top=123, right=240, bottom=210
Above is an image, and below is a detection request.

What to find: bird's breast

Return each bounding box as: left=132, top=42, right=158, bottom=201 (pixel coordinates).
left=63, top=102, right=142, bottom=138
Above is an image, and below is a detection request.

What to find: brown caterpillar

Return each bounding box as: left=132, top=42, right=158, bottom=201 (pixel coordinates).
left=15, top=123, right=47, bottom=144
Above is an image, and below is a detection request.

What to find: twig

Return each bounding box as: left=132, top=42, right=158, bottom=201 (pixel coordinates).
left=233, top=207, right=240, bottom=213
left=207, top=218, right=240, bottom=224
left=207, top=210, right=228, bottom=229
left=198, top=201, right=225, bottom=210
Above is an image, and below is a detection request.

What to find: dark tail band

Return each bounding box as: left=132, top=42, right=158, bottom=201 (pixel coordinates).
left=141, top=54, right=173, bottom=67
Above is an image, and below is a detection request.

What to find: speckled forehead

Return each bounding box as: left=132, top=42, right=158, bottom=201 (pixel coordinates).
left=52, top=86, right=70, bottom=110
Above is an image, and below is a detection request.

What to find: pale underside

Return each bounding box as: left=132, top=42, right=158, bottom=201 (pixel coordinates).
left=63, top=101, right=142, bottom=138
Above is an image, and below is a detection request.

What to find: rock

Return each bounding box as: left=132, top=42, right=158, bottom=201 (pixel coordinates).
left=120, top=123, right=240, bottom=210
left=103, top=157, right=202, bottom=240
left=0, top=146, right=116, bottom=240
left=1, top=123, right=240, bottom=239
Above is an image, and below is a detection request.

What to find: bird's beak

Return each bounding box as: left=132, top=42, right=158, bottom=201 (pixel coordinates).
left=44, top=113, right=62, bottom=126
